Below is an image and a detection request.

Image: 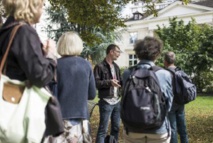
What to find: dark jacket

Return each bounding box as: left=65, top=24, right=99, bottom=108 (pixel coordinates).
left=0, top=16, right=56, bottom=87
left=93, top=59, right=122, bottom=99
left=57, top=56, right=96, bottom=120
left=0, top=16, right=63, bottom=136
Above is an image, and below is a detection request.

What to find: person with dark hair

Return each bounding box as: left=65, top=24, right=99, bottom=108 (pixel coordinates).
left=94, top=44, right=122, bottom=143
left=122, top=37, right=173, bottom=143
left=164, top=51, right=189, bottom=143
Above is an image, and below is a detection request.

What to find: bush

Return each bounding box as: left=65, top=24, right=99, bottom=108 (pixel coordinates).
left=120, top=66, right=128, bottom=75
left=194, top=71, right=213, bottom=93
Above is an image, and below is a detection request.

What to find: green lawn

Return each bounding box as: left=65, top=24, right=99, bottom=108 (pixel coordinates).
left=186, top=96, right=213, bottom=143
left=90, top=95, right=213, bottom=143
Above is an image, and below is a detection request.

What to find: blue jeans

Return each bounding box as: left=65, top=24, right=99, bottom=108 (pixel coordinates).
left=168, top=103, right=188, bottom=143
left=96, top=100, right=121, bottom=143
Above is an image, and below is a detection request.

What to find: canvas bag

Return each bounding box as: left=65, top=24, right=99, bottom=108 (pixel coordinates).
left=167, top=67, right=197, bottom=104
left=121, top=65, right=167, bottom=132
left=0, top=24, right=52, bottom=143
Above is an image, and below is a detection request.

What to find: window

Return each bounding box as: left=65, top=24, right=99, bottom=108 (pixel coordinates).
left=129, top=32, right=138, bottom=44
left=134, top=14, right=139, bottom=20
left=129, top=54, right=138, bottom=66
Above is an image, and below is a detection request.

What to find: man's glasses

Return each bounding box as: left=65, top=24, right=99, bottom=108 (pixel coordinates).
left=114, top=50, right=121, bottom=53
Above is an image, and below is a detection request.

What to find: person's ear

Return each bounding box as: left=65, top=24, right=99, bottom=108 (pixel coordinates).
left=110, top=49, right=114, bottom=54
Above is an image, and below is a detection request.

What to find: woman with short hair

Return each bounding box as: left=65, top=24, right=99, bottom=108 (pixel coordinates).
left=56, top=31, right=96, bottom=141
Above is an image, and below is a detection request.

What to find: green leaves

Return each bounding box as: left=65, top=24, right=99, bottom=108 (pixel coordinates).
left=156, top=18, right=213, bottom=92
left=47, top=0, right=190, bottom=45
left=48, top=0, right=126, bottom=45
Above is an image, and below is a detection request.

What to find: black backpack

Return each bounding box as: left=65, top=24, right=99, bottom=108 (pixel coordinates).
left=121, top=65, right=167, bottom=132
left=167, top=67, right=196, bottom=104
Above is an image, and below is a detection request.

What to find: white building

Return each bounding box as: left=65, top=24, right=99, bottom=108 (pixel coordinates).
left=115, top=0, right=213, bottom=67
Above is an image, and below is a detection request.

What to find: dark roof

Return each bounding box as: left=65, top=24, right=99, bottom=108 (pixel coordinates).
left=133, top=11, right=143, bottom=15
left=193, top=0, right=213, bottom=8
left=125, top=13, right=148, bottom=22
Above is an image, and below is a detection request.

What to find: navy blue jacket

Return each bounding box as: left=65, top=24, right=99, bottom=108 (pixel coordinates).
left=57, top=56, right=96, bottom=120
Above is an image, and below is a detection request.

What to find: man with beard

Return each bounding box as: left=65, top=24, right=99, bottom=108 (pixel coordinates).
left=94, top=44, right=122, bottom=143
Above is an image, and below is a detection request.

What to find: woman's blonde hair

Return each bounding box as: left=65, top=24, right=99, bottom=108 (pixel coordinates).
left=57, top=31, right=84, bottom=56
left=3, top=0, right=44, bottom=24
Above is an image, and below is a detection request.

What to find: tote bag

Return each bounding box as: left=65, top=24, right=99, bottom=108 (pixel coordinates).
left=0, top=24, right=52, bottom=143
left=0, top=75, right=52, bottom=143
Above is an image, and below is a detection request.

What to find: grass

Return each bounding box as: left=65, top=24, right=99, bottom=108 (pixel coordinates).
left=186, top=96, right=213, bottom=143
left=90, top=95, right=213, bottom=143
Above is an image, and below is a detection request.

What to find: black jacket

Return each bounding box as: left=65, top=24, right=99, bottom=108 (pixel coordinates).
left=0, top=16, right=56, bottom=87
left=94, top=59, right=122, bottom=99
left=0, top=17, right=63, bottom=136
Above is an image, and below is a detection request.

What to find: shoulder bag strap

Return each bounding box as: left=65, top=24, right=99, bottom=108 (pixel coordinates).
left=0, top=24, right=23, bottom=78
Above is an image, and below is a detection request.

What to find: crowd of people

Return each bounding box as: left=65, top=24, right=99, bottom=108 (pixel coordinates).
left=0, top=0, right=191, bottom=143
left=94, top=38, right=189, bottom=143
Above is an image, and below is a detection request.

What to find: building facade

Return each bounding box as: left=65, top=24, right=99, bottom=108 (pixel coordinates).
left=115, top=0, right=213, bottom=67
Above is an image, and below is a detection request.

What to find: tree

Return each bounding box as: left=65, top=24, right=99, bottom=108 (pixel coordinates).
left=47, top=0, right=126, bottom=46
left=45, top=0, right=189, bottom=64
left=45, top=6, right=75, bottom=41
left=155, top=18, right=213, bottom=92
left=81, top=30, right=122, bottom=64
left=47, top=0, right=189, bottom=45
left=189, top=25, right=213, bottom=92
left=45, top=5, right=122, bottom=64
left=156, top=18, right=200, bottom=72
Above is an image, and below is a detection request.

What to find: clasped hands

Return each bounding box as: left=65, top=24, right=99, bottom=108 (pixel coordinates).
left=111, top=79, right=121, bottom=87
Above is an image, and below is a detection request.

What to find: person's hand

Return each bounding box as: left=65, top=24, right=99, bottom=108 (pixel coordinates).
left=111, top=79, right=121, bottom=87
left=43, top=39, right=58, bottom=59
left=43, top=39, right=56, bottom=55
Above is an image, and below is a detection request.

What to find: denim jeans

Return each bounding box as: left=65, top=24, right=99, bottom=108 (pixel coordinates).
left=95, top=100, right=121, bottom=143
left=168, top=103, right=188, bottom=143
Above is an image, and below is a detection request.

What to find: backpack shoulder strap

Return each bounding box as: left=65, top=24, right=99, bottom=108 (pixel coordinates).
left=165, top=67, right=177, bottom=78
left=128, top=65, right=139, bottom=77
left=166, top=67, right=175, bottom=73
left=128, top=65, right=138, bottom=71
left=151, top=66, right=163, bottom=72
left=149, top=66, right=163, bottom=88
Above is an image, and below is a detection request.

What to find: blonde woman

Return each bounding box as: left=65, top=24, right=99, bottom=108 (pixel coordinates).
left=56, top=31, right=96, bottom=141
left=0, top=0, right=63, bottom=139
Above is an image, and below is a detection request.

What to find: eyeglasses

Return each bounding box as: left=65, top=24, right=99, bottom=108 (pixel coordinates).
left=114, top=50, right=121, bottom=53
